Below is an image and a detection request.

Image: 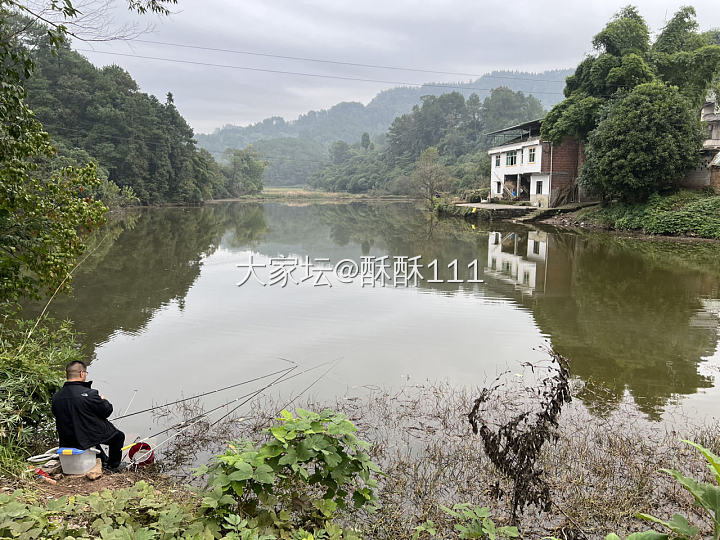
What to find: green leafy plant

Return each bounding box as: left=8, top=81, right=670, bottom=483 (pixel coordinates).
left=198, top=409, right=379, bottom=536
left=413, top=504, right=519, bottom=539
left=0, top=319, right=84, bottom=474
left=602, top=440, right=720, bottom=540
left=0, top=481, right=213, bottom=539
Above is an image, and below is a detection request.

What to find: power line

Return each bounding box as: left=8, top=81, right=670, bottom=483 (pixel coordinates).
left=75, top=49, right=568, bottom=96
left=129, top=38, right=571, bottom=83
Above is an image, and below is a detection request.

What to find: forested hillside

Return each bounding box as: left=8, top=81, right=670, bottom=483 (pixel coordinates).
left=19, top=20, right=264, bottom=204
left=196, top=70, right=571, bottom=152
left=309, top=87, right=544, bottom=194
left=196, top=70, right=571, bottom=186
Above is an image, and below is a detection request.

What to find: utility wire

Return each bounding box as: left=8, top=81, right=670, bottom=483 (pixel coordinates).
left=75, top=49, right=568, bottom=96
left=128, top=38, right=571, bottom=83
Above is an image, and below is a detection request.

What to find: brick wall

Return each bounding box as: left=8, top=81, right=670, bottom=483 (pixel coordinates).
left=540, top=142, right=552, bottom=173
left=712, top=167, right=720, bottom=193
left=537, top=137, right=592, bottom=206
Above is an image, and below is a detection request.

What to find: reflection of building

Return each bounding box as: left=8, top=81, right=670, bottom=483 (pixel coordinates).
left=484, top=230, right=578, bottom=298
left=486, top=119, right=589, bottom=208
left=486, top=231, right=547, bottom=293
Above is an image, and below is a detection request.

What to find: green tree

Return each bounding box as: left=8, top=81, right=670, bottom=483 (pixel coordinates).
left=541, top=5, right=720, bottom=202
left=222, top=148, right=266, bottom=196
left=411, top=147, right=453, bottom=208
left=582, top=82, right=703, bottom=202
left=0, top=6, right=108, bottom=309
left=543, top=5, right=720, bottom=144
left=361, top=132, right=371, bottom=151
left=330, top=140, right=352, bottom=165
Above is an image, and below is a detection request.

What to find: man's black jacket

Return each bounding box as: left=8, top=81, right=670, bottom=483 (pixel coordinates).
left=51, top=381, right=119, bottom=449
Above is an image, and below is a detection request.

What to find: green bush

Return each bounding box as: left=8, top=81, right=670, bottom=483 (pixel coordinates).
left=0, top=481, right=212, bottom=539
left=577, top=191, right=720, bottom=239
left=197, top=409, right=378, bottom=538
left=0, top=409, right=378, bottom=538
left=413, top=504, right=519, bottom=539
left=0, top=319, right=82, bottom=474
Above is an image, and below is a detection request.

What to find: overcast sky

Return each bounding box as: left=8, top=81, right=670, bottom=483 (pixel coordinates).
left=73, top=0, right=719, bottom=134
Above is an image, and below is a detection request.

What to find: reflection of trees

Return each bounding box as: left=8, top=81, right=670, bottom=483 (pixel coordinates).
left=27, top=200, right=720, bottom=419
left=246, top=202, right=491, bottom=295
left=526, top=234, right=719, bottom=419
left=26, top=204, right=267, bottom=357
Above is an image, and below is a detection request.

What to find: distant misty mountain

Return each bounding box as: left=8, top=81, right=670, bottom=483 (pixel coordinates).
left=195, top=69, right=573, bottom=154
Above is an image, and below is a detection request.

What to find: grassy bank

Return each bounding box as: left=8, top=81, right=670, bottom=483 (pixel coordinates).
left=6, top=374, right=720, bottom=539
left=570, top=190, right=720, bottom=239
left=207, top=187, right=416, bottom=203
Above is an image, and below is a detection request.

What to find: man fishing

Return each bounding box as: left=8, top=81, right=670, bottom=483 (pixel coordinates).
left=51, top=360, right=127, bottom=473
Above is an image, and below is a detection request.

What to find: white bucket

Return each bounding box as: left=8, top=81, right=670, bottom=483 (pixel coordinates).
left=57, top=447, right=100, bottom=475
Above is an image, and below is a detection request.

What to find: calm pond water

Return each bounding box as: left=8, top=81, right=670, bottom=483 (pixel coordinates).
left=36, top=201, right=720, bottom=438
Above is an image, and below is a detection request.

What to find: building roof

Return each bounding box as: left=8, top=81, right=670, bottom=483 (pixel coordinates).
left=485, top=118, right=544, bottom=136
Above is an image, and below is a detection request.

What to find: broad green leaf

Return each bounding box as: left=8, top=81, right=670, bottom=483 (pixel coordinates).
left=228, top=463, right=253, bottom=481
left=638, top=512, right=699, bottom=537
left=625, top=532, right=670, bottom=540
left=684, top=440, right=720, bottom=484
left=253, top=464, right=275, bottom=484
left=662, top=468, right=720, bottom=528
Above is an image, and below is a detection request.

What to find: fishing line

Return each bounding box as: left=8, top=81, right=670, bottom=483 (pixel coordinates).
left=121, top=389, right=138, bottom=416
left=276, top=359, right=340, bottom=414
left=146, top=366, right=297, bottom=454
left=112, top=365, right=294, bottom=421
left=123, top=359, right=334, bottom=450
left=209, top=359, right=338, bottom=428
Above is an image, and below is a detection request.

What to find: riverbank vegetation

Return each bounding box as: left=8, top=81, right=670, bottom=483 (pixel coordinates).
left=6, top=377, right=720, bottom=539
left=568, top=190, right=720, bottom=239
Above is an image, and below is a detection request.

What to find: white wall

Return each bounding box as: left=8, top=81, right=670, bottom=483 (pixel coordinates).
left=489, top=138, right=543, bottom=195
left=531, top=173, right=550, bottom=195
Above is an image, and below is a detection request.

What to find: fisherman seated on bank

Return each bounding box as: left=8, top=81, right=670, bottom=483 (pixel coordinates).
left=51, top=361, right=126, bottom=473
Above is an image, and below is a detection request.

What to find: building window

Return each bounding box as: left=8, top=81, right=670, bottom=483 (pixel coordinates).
left=496, top=181, right=502, bottom=194
left=523, top=271, right=530, bottom=285
left=495, top=154, right=500, bottom=167
left=536, top=180, right=543, bottom=194
left=533, top=241, right=540, bottom=255
left=506, top=150, right=517, bottom=166
left=529, top=148, right=536, bottom=163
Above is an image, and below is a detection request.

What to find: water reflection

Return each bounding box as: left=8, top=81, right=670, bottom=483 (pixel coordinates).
left=29, top=202, right=720, bottom=420
left=483, top=228, right=720, bottom=419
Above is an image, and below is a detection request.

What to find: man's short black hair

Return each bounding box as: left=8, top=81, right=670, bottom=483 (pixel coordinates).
left=66, top=360, right=87, bottom=378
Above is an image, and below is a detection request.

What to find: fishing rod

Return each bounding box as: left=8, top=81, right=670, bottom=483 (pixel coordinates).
left=121, top=360, right=334, bottom=451
left=170, top=359, right=340, bottom=481
left=275, top=359, right=340, bottom=415
left=210, top=358, right=340, bottom=428
left=139, top=366, right=299, bottom=455
left=112, top=366, right=295, bottom=421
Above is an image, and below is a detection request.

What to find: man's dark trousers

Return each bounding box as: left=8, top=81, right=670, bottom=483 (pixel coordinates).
left=96, top=430, right=125, bottom=469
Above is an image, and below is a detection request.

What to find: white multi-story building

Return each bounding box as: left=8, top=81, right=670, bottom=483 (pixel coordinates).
left=487, top=119, right=584, bottom=208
